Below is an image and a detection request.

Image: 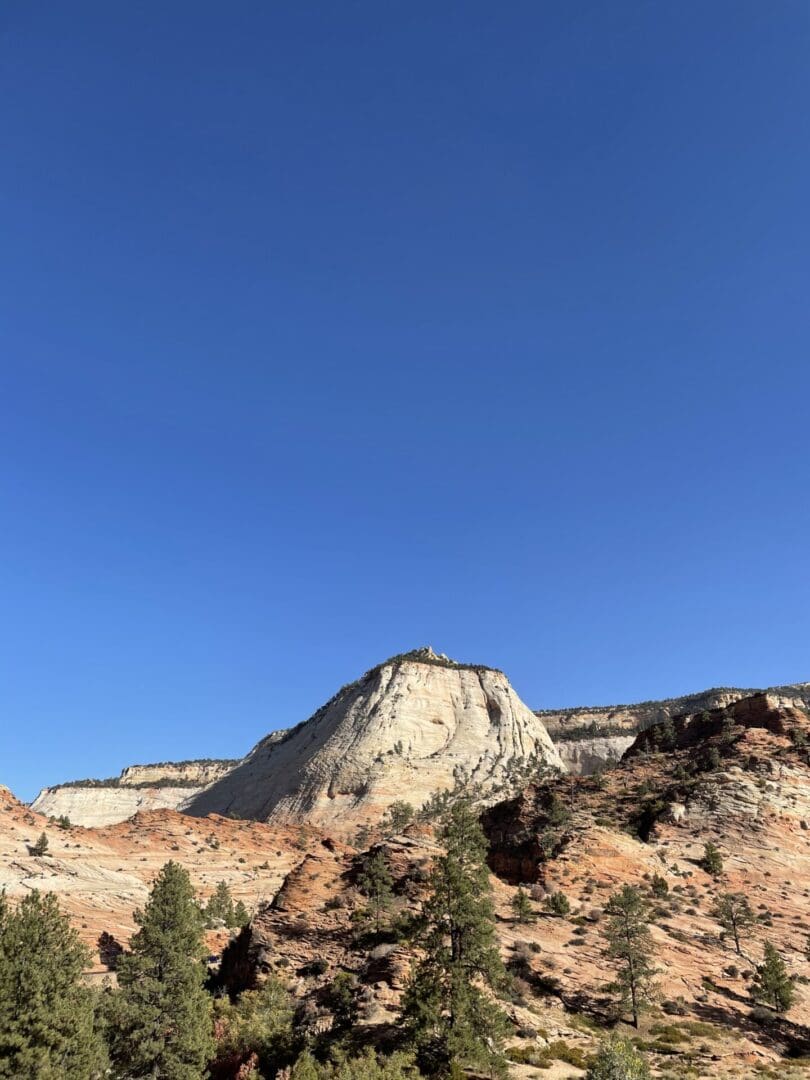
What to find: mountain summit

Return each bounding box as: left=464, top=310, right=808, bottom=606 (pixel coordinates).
left=188, top=648, right=564, bottom=834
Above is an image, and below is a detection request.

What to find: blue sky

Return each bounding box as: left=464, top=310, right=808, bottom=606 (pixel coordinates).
left=2, top=2, right=809, bottom=800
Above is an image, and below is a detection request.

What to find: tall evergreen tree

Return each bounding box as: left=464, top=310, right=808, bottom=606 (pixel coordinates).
left=710, top=892, right=756, bottom=956
left=603, top=885, right=658, bottom=1028
left=0, top=890, right=107, bottom=1078
left=110, top=861, right=214, bottom=1079
left=750, top=942, right=795, bottom=1013
left=357, top=849, right=395, bottom=934
left=400, top=799, right=508, bottom=1077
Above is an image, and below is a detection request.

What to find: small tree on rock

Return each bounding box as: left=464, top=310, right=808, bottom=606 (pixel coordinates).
left=701, top=842, right=724, bottom=878
left=30, top=832, right=49, bottom=856
left=750, top=942, right=795, bottom=1013
left=511, top=887, right=535, bottom=924
left=382, top=801, right=414, bottom=834
left=233, top=899, right=250, bottom=928
left=711, top=892, right=756, bottom=956
left=604, top=885, right=658, bottom=1027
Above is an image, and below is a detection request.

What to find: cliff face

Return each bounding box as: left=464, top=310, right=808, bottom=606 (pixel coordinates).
left=537, top=680, right=810, bottom=773
left=30, top=759, right=237, bottom=827
left=188, top=648, right=564, bottom=835
left=554, top=734, right=635, bottom=774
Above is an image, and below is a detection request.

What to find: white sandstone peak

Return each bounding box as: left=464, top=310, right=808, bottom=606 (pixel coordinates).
left=188, top=651, right=564, bottom=834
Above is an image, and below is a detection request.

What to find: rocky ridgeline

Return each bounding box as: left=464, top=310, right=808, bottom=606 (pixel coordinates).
left=30, top=759, right=238, bottom=827
left=538, top=680, right=810, bottom=774
left=187, top=647, right=564, bottom=835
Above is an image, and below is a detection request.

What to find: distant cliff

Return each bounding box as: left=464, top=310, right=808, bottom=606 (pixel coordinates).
left=30, top=758, right=238, bottom=827
left=536, top=681, right=810, bottom=773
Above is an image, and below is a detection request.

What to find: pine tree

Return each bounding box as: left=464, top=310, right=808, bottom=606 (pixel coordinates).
left=325, top=970, right=359, bottom=1035
left=511, top=887, right=535, bottom=924
left=586, top=1035, right=651, bottom=1079
left=383, top=801, right=415, bottom=834
left=603, top=885, right=658, bottom=1027
left=30, top=831, right=49, bottom=856
left=710, top=892, right=756, bottom=956
left=290, top=1050, right=322, bottom=1080
left=233, top=899, right=250, bottom=928
left=110, top=861, right=214, bottom=1079
left=204, top=880, right=235, bottom=928
left=400, top=799, right=508, bottom=1077
left=212, top=974, right=295, bottom=1077
left=701, top=842, right=724, bottom=878
left=0, top=890, right=107, bottom=1078
left=357, top=849, right=395, bottom=934
left=750, top=942, right=795, bottom=1013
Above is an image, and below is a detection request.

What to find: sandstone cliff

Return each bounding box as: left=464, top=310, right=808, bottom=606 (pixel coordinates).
left=31, top=759, right=238, bottom=827
left=537, top=680, right=810, bottom=773
left=188, top=648, right=564, bottom=835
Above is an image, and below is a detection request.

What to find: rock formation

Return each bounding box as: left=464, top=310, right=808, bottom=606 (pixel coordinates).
left=0, top=782, right=317, bottom=954
left=538, top=680, right=810, bottom=773
left=188, top=648, right=564, bottom=835
left=31, top=759, right=238, bottom=827
left=217, top=692, right=810, bottom=1074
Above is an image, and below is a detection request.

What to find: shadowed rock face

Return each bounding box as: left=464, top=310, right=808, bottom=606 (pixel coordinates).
left=188, top=648, right=564, bottom=835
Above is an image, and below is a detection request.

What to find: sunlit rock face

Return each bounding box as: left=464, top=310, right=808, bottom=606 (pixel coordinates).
left=30, top=760, right=237, bottom=827
left=188, top=648, right=564, bottom=836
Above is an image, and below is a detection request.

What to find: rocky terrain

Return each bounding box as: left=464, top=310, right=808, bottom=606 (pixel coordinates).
left=214, top=692, right=810, bottom=1077
left=187, top=648, right=563, bottom=836
left=539, top=680, right=810, bottom=774
left=0, top=783, right=319, bottom=963
left=31, top=758, right=239, bottom=827
left=6, top=652, right=810, bottom=1076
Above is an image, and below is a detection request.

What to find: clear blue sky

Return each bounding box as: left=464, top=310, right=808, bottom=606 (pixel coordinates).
left=2, top=3, right=809, bottom=801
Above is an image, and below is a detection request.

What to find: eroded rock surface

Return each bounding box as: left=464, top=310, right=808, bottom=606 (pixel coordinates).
left=31, top=759, right=238, bottom=827
left=188, top=648, right=564, bottom=835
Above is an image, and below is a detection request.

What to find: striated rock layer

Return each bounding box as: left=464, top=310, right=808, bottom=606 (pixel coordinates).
left=538, top=680, right=810, bottom=773
left=31, top=759, right=238, bottom=827
left=0, top=783, right=315, bottom=953
left=188, top=648, right=564, bottom=835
